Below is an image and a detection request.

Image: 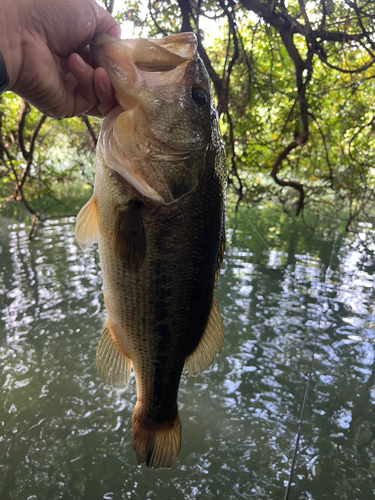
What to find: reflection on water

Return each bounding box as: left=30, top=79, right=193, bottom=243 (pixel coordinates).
left=0, top=206, right=375, bottom=499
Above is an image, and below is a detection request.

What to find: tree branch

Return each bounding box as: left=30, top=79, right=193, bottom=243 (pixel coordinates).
left=177, top=0, right=193, bottom=32
left=270, top=140, right=306, bottom=215
left=18, top=100, right=30, bottom=161
left=14, top=113, right=47, bottom=199
left=82, top=115, right=97, bottom=147
left=105, top=0, right=115, bottom=15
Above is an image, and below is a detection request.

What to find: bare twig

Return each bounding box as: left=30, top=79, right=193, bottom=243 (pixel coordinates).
left=105, top=0, right=115, bottom=15
left=14, top=113, right=47, bottom=199
left=18, top=100, right=31, bottom=161
left=82, top=115, right=97, bottom=147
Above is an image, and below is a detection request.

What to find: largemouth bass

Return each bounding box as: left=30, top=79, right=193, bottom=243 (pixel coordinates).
left=75, top=32, right=226, bottom=469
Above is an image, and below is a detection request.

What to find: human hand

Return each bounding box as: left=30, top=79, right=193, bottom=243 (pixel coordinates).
left=1, top=0, right=121, bottom=118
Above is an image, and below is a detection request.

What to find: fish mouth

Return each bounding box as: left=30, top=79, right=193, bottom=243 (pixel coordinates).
left=91, top=33, right=204, bottom=205
left=91, top=33, right=201, bottom=204
left=91, top=33, right=197, bottom=110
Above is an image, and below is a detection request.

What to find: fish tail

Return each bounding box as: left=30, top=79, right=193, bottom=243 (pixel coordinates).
left=132, top=403, right=181, bottom=469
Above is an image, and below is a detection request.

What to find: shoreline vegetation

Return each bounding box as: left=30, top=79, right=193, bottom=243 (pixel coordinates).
left=1, top=1, right=375, bottom=233
left=0, top=195, right=351, bottom=248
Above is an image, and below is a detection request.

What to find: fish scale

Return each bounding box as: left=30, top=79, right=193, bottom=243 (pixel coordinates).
left=75, top=32, right=226, bottom=469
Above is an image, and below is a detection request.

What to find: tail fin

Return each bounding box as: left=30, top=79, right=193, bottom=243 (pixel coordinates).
left=132, top=404, right=181, bottom=469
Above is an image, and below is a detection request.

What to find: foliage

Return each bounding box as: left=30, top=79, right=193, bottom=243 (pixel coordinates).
left=114, top=0, right=375, bottom=229
left=0, top=94, right=98, bottom=223
left=1, top=0, right=375, bottom=230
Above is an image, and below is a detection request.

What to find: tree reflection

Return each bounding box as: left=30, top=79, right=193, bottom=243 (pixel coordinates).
left=0, top=206, right=375, bottom=499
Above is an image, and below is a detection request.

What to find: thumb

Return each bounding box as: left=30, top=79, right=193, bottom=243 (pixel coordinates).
left=93, top=2, right=121, bottom=39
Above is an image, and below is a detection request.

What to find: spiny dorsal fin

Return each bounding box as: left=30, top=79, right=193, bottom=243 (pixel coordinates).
left=96, top=318, right=132, bottom=392
left=114, top=201, right=146, bottom=273
left=214, top=231, right=226, bottom=290
left=184, top=297, right=224, bottom=376
left=75, top=196, right=99, bottom=251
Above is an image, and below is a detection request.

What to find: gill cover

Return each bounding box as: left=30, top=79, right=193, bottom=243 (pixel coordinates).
left=91, top=33, right=213, bottom=205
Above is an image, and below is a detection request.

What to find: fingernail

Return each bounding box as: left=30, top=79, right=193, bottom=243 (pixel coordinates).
left=76, top=55, right=87, bottom=71
left=108, top=23, right=121, bottom=39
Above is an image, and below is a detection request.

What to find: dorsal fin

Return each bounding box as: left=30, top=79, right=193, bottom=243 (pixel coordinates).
left=184, top=297, right=224, bottom=376
left=113, top=201, right=146, bottom=272
left=75, top=196, right=99, bottom=251
left=214, top=231, right=226, bottom=290
left=96, top=318, right=132, bottom=392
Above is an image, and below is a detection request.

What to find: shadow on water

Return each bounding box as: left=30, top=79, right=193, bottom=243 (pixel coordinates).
left=0, top=204, right=375, bottom=499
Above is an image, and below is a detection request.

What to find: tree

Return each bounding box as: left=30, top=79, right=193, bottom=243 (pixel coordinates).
left=1, top=0, right=375, bottom=230
left=118, top=0, right=375, bottom=227
left=0, top=92, right=99, bottom=234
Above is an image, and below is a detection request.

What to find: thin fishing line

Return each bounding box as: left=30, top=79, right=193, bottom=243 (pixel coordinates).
left=283, top=232, right=338, bottom=500
left=238, top=207, right=270, bottom=250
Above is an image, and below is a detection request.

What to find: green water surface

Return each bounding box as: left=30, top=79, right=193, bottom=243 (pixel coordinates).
left=0, top=205, right=375, bottom=500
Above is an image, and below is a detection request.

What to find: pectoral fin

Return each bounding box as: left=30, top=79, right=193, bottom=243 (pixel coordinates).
left=96, top=318, right=132, bottom=392
left=184, top=297, right=224, bottom=376
left=114, top=201, right=146, bottom=272
left=75, top=196, right=99, bottom=251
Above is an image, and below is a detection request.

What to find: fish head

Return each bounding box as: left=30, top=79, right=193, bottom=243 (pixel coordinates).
left=91, top=33, right=218, bottom=204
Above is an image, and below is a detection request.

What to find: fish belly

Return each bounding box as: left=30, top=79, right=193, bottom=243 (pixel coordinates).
left=94, top=158, right=224, bottom=468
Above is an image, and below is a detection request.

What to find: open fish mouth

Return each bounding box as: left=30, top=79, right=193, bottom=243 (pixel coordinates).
left=91, top=33, right=197, bottom=111
left=90, top=33, right=211, bottom=205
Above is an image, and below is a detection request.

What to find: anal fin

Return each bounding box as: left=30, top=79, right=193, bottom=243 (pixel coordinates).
left=184, top=297, right=224, bottom=376
left=96, top=318, right=131, bottom=392
left=75, top=196, right=99, bottom=251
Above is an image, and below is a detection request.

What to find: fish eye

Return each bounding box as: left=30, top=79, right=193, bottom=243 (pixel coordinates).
left=192, top=86, right=208, bottom=107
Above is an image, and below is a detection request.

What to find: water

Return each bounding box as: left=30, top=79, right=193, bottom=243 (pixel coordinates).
left=1, top=204, right=375, bottom=500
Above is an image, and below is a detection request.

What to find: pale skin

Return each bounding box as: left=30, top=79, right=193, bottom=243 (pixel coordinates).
left=1, top=0, right=121, bottom=118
